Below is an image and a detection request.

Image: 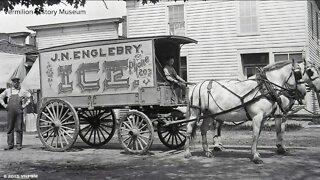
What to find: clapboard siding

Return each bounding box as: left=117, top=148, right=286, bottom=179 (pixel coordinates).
left=35, top=24, right=119, bottom=49
left=127, top=3, right=167, bottom=37
left=37, top=30, right=118, bottom=49
left=307, top=0, right=320, bottom=113
left=126, top=0, right=307, bottom=82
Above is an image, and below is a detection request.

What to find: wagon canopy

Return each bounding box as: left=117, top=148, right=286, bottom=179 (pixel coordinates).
left=0, top=52, right=26, bottom=88
left=37, top=35, right=197, bottom=52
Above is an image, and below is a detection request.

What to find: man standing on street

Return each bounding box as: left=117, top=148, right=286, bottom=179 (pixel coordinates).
left=0, top=77, right=31, bottom=150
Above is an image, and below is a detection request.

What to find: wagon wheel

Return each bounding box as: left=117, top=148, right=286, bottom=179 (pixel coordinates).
left=78, top=109, right=116, bottom=147
left=157, top=110, right=187, bottom=149
left=37, top=99, right=79, bottom=152
left=118, top=110, right=154, bottom=154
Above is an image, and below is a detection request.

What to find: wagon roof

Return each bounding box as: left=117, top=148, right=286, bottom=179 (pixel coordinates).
left=38, top=35, right=197, bottom=53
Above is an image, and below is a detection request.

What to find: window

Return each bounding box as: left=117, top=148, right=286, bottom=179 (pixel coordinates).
left=239, top=1, right=258, bottom=35
left=241, top=53, right=269, bottom=78
left=274, top=53, right=303, bottom=63
left=168, top=5, right=185, bottom=36
left=180, top=56, right=187, bottom=81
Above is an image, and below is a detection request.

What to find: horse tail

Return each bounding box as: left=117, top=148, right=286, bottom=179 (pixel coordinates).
left=190, top=119, right=197, bottom=140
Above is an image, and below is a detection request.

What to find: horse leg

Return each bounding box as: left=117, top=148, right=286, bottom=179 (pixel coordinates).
left=275, top=116, right=287, bottom=154
left=213, top=120, right=223, bottom=151
left=251, top=113, right=265, bottom=164
left=201, top=118, right=212, bottom=157
left=184, top=121, right=196, bottom=158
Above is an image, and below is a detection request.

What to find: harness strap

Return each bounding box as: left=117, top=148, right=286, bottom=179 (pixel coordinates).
left=206, top=80, right=224, bottom=111
left=256, top=68, right=287, bottom=113
left=214, top=81, right=253, bottom=120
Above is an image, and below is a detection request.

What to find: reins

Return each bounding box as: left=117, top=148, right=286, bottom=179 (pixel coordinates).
left=188, top=62, right=304, bottom=121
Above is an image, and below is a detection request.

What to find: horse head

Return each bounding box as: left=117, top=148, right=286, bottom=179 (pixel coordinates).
left=264, top=60, right=306, bottom=102
left=301, top=59, right=320, bottom=93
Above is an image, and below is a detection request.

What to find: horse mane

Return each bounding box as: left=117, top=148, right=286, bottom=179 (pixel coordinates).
left=263, top=60, right=291, bottom=71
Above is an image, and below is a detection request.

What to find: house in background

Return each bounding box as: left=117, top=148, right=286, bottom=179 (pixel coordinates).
left=125, top=0, right=320, bottom=113
left=28, top=18, right=124, bottom=50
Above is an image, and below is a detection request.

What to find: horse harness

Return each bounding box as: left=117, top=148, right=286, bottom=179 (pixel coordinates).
left=189, top=64, right=304, bottom=122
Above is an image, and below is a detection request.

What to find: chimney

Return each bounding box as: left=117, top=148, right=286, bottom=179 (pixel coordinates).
left=29, top=33, right=36, bottom=46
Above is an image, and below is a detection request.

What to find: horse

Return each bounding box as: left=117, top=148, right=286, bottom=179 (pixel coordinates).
left=211, top=59, right=320, bottom=155
left=184, top=60, right=306, bottom=164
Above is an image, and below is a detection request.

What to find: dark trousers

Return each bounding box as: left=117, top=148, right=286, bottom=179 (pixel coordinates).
left=173, top=83, right=186, bottom=102
left=7, top=110, right=23, bottom=148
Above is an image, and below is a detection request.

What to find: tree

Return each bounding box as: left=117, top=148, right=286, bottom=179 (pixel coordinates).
left=0, top=0, right=166, bottom=15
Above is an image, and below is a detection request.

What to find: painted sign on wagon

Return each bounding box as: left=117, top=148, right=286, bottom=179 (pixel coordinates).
left=40, top=40, right=154, bottom=97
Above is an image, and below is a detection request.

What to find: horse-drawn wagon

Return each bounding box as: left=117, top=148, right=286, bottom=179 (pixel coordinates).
left=36, top=35, right=197, bottom=153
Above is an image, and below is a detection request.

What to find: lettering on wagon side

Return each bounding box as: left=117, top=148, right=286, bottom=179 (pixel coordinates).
left=58, top=64, right=73, bottom=94
left=50, top=44, right=143, bottom=62
left=103, top=59, right=130, bottom=90
left=76, top=62, right=100, bottom=92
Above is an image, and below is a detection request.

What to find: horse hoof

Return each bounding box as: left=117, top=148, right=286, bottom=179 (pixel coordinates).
left=184, top=153, right=192, bottom=159
left=276, top=147, right=287, bottom=154
left=213, top=146, right=223, bottom=151
left=252, top=158, right=264, bottom=164
left=205, top=151, right=213, bottom=158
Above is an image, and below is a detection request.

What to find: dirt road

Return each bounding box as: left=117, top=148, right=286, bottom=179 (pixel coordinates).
left=1, top=128, right=320, bottom=180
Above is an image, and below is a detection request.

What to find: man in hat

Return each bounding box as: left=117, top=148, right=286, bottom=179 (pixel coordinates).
left=0, top=77, right=31, bottom=150
left=163, top=57, right=187, bottom=103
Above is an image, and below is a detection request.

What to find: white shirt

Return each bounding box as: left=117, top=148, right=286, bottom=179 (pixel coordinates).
left=0, top=87, right=31, bottom=108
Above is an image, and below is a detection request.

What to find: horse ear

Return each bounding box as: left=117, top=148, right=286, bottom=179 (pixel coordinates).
left=292, top=58, right=295, bottom=66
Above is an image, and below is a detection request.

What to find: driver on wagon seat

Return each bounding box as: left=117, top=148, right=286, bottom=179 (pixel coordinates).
left=163, top=57, right=187, bottom=103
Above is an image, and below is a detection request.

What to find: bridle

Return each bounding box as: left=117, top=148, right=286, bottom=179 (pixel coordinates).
left=303, top=62, right=320, bottom=93
left=280, top=63, right=304, bottom=104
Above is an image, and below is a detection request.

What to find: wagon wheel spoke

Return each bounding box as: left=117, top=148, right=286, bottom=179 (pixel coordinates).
left=45, top=106, right=56, bottom=120
left=97, top=127, right=107, bottom=142
left=41, top=127, right=54, bottom=136
left=157, top=111, right=186, bottom=149
left=39, top=118, right=52, bottom=124
left=176, top=133, right=184, bottom=143
left=41, top=112, right=54, bottom=122
left=83, top=126, right=93, bottom=138
left=78, top=109, right=116, bottom=147
left=60, top=127, right=73, bottom=139
left=59, top=129, right=69, bottom=145
left=45, top=130, right=55, bottom=142
left=100, top=125, right=111, bottom=135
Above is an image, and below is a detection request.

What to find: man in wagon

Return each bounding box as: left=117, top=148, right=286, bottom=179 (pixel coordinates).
left=0, top=77, right=31, bottom=150
left=163, top=57, right=187, bottom=103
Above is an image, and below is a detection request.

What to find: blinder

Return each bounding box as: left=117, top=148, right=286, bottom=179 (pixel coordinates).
left=306, top=68, right=314, bottom=77
left=292, top=66, right=303, bottom=82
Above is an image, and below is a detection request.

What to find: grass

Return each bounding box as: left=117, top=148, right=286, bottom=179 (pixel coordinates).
left=222, top=123, right=303, bottom=132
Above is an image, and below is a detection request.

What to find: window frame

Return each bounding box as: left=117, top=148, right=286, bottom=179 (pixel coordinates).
left=237, top=0, right=260, bottom=36
left=274, top=52, right=303, bottom=63
left=167, top=4, right=186, bottom=36
left=179, top=56, right=188, bottom=81
left=241, top=53, right=269, bottom=78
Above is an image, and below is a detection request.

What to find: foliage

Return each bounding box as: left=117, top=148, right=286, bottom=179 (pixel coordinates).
left=1, top=0, right=86, bottom=14
left=0, top=0, right=186, bottom=15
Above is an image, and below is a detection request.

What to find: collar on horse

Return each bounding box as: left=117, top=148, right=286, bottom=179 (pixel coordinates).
left=256, top=65, right=304, bottom=114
